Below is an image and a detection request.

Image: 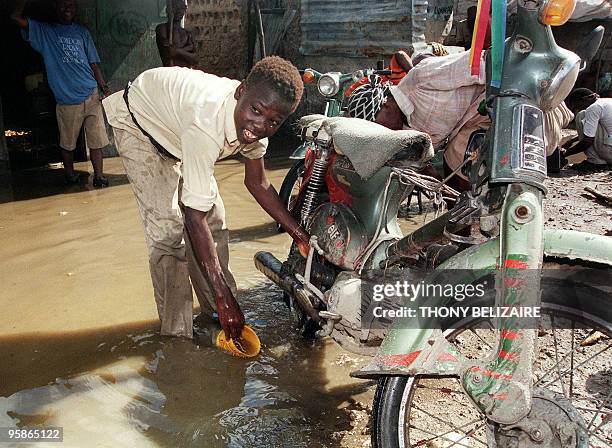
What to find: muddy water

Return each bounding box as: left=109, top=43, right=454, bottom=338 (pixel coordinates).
left=0, top=156, right=402, bottom=447
left=0, top=290, right=367, bottom=447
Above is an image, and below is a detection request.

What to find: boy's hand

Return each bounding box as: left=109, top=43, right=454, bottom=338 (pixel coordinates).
left=100, top=85, right=111, bottom=99
left=216, top=293, right=245, bottom=340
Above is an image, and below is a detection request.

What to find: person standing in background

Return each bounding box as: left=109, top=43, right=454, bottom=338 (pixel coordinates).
left=156, top=0, right=198, bottom=68
left=11, top=0, right=111, bottom=187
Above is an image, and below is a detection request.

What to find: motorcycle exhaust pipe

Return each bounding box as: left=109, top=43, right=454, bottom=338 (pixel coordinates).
left=254, top=251, right=323, bottom=325
left=382, top=211, right=451, bottom=267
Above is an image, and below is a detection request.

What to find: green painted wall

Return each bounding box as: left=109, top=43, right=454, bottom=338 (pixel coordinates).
left=78, top=0, right=167, bottom=91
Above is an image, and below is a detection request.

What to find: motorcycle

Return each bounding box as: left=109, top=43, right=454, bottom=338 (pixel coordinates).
left=277, top=65, right=393, bottom=230
left=259, top=114, right=445, bottom=348
left=257, top=1, right=611, bottom=447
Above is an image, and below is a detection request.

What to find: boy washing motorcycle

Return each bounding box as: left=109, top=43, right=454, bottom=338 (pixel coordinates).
left=103, top=56, right=310, bottom=340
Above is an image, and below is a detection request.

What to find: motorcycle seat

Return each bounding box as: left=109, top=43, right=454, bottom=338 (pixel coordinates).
left=300, top=115, right=434, bottom=179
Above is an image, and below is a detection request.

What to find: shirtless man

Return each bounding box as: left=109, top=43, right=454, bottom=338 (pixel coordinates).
left=155, top=0, right=198, bottom=68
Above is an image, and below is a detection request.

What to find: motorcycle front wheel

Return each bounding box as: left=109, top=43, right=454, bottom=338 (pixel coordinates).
left=277, top=159, right=305, bottom=232
left=372, top=264, right=611, bottom=448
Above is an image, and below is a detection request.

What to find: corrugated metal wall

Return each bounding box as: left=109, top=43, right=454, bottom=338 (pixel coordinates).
left=300, top=0, right=426, bottom=57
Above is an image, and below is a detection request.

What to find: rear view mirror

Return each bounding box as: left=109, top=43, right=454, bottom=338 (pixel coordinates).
left=574, top=26, right=605, bottom=72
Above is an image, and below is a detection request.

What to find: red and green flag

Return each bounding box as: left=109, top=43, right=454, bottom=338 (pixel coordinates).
left=469, top=0, right=506, bottom=88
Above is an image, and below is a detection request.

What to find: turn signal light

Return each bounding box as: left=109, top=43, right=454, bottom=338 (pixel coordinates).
left=302, top=70, right=315, bottom=84
left=539, top=0, right=576, bottom=26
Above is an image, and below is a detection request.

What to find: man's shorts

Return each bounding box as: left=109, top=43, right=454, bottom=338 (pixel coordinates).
left=56, top=90, right=110, bottom=151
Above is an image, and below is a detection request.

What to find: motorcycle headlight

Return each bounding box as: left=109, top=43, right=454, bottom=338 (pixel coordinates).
left=540, top=47, right=580, bottom=111
left=317, top=73, right=340, bottom=97
left=539, top=0, right=576, bottom=26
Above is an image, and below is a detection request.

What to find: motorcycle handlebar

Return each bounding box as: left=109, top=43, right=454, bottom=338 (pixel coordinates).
left=299, top=68, right=393, bottom=78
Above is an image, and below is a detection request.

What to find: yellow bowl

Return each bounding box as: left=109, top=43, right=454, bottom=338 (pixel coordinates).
left=215, top=325, right=261, bottom=358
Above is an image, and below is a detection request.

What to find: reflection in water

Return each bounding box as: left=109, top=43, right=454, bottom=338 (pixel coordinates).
left=0, top=156, right=429, bottom=447
left=0, top=286, right=357, bottom=447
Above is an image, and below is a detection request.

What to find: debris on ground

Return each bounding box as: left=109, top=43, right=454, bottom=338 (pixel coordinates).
left=584, top=186, right=612, bottom=206
left=335, top=167, right=610, bottom=448
left=333, top=399, right=373, bottom=448
left=581, top=331, right=607, bottom=347
left=333, top=354, right=360, bottom=366
left=544, top=169, right=611, bottom=236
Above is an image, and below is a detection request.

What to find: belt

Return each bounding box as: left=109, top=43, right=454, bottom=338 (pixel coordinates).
left=123, top=82, right=179, bottom=162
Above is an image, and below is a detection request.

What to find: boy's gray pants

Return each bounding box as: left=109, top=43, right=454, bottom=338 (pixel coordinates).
left=111, top=127, right=237, bottom=338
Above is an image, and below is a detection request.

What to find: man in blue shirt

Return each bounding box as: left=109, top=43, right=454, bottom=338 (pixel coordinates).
left=11, top=0, right=111, bottom=187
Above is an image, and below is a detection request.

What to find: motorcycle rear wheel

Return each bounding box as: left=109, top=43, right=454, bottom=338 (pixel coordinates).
left=372, top=266, right=612, bottom=448
left=277, top=159, right=305, bottom=232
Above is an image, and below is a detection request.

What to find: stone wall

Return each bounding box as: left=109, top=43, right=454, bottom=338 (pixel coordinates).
left=186, top=0, right=248, bottom=79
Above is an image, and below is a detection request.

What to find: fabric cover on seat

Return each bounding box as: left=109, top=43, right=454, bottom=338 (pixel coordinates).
left=299, top=115, right=433, bottom=179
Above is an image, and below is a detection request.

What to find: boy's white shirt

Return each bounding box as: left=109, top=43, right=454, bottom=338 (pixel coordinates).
left=103, top=67, right=267, bottom=212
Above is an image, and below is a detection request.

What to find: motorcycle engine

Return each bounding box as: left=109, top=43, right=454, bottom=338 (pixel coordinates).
left=325, top=272, right=385, bottom=356
left=308, top=203, right=369, bottom=270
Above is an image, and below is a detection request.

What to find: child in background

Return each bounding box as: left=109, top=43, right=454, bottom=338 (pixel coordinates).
left=11, top=0, right=111, bottom=187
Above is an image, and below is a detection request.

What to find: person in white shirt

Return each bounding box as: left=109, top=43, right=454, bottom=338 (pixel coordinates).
left=564, top=88, right=612, bottom=170
left=102, top=57, right=310, bottom=340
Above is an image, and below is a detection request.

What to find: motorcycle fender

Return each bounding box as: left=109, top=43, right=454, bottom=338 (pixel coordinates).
left=290, top=142, right=309, bottom=160
left=543, top=229, right=612, bottom=264
left=350, top=229, right=612, bottom=379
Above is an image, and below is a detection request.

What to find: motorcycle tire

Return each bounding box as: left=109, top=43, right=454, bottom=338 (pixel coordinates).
left=371, top=263, right=612, bottom=448
left=277, top=159, right=305, bottom=232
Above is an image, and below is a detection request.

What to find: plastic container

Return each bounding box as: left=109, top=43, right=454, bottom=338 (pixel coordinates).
left=194, top=321, right=261, bottom=358
left=215, top=325, right=261, bottom=358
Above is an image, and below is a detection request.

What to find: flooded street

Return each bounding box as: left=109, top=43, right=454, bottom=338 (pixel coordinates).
left=0, top=157, right=376, bottom=447
left=2, top=155, right=609, bottom=448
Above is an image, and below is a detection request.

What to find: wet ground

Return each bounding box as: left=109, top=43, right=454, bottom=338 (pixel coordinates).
left=0, top=156, right=375, bottom=448
left=1, top=156, right=610, bottom=448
